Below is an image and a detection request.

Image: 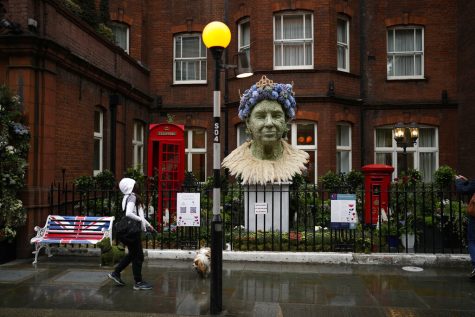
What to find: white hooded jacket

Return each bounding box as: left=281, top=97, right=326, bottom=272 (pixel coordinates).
left=119, top=178, right=151, bottom=231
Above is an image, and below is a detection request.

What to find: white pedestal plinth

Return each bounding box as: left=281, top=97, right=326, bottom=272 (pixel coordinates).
left=244, top=183, right=290, bottom=232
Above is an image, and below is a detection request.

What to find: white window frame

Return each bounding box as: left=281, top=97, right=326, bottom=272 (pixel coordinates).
left=288, top=121, right=317, bottom=182
left=110, top=22, right=130, bottom=54
left=173, top=34, right=207, bottom=84
left=133, top=121, right=144, bottom=172
left=387, top=26, right=424, bottom=80
left=185, top=128, right=207, bottom=182
left=337, top=17, right=350, bottom=72
left=93, top=109, right=103, bottom=176
left=273, top=11, right=314, bottom=70
left=336, top=123, right=352, bottom=174
left=374, top=126, right=439, bottom=181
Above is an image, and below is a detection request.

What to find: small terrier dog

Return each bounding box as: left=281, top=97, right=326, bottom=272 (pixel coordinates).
left=193, top=247, right=211, bottom=278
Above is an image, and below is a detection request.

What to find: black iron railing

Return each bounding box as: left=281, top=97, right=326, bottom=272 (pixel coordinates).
left=48, top=181, right=470, bottom=254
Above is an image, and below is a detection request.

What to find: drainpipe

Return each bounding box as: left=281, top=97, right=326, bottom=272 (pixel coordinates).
left=359, top=0, right=367, bottom=167
left=109, top=94, right=119, bottom=175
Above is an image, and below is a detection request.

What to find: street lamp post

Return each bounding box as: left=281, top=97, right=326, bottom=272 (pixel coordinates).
left=393, top=122, right=419, bottom=175
left=202, top=21, right=231, bottom=315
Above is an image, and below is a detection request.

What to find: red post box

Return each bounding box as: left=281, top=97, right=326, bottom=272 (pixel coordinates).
left=361, top=164, right=394, bottom=225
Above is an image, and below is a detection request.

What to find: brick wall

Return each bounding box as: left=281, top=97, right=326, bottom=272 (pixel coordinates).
left=457, top=0, right=475, bottom=178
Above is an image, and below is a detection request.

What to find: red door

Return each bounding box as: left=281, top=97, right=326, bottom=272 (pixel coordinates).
left=157, top=141, right=181, bottom=229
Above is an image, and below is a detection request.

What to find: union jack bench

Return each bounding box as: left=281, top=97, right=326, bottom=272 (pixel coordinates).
left=30, top=215, right=115, bottom=265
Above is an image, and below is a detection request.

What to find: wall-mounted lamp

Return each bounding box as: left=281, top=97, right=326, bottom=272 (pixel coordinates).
left=219, top=51, right=253, bottom=78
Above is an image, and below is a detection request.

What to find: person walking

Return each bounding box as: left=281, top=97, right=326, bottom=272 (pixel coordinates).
left=108, top=177, right=154, bottom=290
left=455, top=175, right=475, bottom=280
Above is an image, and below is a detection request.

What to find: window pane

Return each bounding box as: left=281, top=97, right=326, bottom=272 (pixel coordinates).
left=94, top=138, right=101, bottom=170
left=305, top=151, right=315, bottom=183
left=337, top=125, right=350, bottom=146
left=94, top=111, right=101, bottom=133
left=192, top=129, right=206, bottom=148
left=415, top=29, right=422, bottom=51
left=418, top=128, right=435, bottom=147
left=387, top=30, right=394, bottom=52
left=182, top=37, right=199, bottom=57
left=395, top=29, right=414, bottom=52
left=282, top=15, right=303, bottom=39
left=275, top=17, right=282, bottom=40
left=338, top=46, right=346, bottom=69
left=175, top=61, right=182, bottom=81
left=387, top=56, right=394, bottom=77
left=111, top=23, right=128, bottom=51
left=415, top=55, right=422, bottom=75
left=305, top=14, right=312, bottom=39
left=200, top=61, right=206, bottom=80
left=337, top=151, right=350, bottom=174
left=376, top=129, right=392, bottom=147
left=376, top=153, right=392, bottom=165
left=191, top=153, right=206, bottom=182
left=337, top=19, right=347, bottom=43
left=420, top=152, right=435, bottom=182
left=241, top=21, right=250, bottom=47
left=395, top=55, right=414, bottom=76
left=297, top=123, right=315, bottom=145
left=175, top=37, right=181, bottom=58
left=275, top=45, right=282, bottom=66
left=283, top=44, right=304, bottom=66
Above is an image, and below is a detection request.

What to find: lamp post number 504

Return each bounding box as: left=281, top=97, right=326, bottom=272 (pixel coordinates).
left=214, top=121, right=219, bottom=143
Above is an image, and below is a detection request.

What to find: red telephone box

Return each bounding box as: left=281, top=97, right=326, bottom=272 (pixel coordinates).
left=361, top=164, right=394, bottom=225
left=147, top=123, right=185, bottom=230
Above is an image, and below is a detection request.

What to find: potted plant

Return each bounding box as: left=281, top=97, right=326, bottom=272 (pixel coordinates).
left=399, top=212, right=421, bottom=250
left=0, top=85, right=30, bottom=263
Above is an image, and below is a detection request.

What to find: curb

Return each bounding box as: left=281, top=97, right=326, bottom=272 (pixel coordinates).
left=146, top=249, right=470, bottom=267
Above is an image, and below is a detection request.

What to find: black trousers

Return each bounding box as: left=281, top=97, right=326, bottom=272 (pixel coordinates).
left=114, top=232, right=144, bottom=283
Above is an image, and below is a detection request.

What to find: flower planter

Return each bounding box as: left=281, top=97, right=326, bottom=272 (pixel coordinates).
left=400, top=233, right=415, bottom=250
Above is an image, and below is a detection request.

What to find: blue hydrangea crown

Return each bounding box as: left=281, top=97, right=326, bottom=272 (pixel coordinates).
left=238, top=75, right=296, bottom=120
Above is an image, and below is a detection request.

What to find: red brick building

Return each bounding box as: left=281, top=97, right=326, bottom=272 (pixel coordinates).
left=0, top=0, right=473, bottom=256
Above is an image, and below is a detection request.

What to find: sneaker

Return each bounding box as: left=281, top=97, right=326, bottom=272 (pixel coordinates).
left=133, top=281, right=152, bottom=290
left=470, top=268, right=475, bottom=280
left=108, top=272, right=125, bottom=286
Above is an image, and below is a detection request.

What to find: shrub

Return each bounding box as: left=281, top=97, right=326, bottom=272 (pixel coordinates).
left=0, top=85, right=30, bottom=242
left=434, top=165, right=456, bottom=191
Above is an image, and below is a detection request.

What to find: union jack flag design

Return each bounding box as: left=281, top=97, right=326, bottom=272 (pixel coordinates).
left=31, top=215, right=114, bottom=245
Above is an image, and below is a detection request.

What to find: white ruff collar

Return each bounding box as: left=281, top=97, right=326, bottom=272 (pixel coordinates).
left=222, top=140, right=309, bottom=185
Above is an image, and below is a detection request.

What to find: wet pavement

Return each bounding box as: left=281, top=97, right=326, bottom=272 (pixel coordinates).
left=1, top=255, right=475, bottom=316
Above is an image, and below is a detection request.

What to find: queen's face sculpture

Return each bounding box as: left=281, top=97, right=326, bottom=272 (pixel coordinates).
left=222, top=76, right=309, bottom=185
left=246, top=99, right=287, bottom=145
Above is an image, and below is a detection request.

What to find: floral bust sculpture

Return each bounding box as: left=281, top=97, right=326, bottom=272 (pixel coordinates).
left=222, top=76, right=309, bottom=184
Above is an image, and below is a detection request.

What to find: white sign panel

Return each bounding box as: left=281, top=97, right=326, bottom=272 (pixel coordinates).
left=176, top=192, right=200, bottom=227
left=330, top=194, right=357, bottom=229
left=254, top=202, right=268, bottom=214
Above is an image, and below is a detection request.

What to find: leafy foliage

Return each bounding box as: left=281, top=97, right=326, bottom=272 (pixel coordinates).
left=434, top=165, right=456, bottom=191
left=0, top=86, right=30, bottom=242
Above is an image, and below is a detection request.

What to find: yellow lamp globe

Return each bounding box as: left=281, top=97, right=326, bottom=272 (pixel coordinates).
left=202, top=21, right=231, bottom=49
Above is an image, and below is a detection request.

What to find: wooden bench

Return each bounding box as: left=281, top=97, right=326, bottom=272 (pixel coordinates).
left=30, top=215, right=115, bottom=264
